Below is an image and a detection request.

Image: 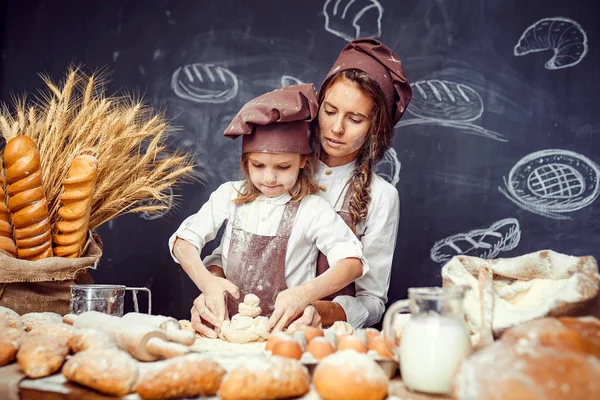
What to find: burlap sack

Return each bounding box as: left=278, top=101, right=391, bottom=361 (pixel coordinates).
left=0, top=231, right=102, bottom=315
left=442, top=250, right=600, bottom=347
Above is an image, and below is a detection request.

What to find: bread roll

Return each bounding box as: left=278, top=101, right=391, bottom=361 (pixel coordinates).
left=28, top=322, right=77, bottom=344
left=313, top=350, right=389, bottom=400
left=136, top=354, right=225, bottom=399
left=0, top=338, right=19, bottom=366
left=0, top=306, right=25, bottom=330
left=53, top=155, right=97, bottom=258
left=452, top=317, right=600, bottom=399
left=17, top=335, right=69, bottom=378
left=62, top=348, right=138, bottom=396
left=67, top=328, right=117, bottom=353
left=3, top=136, right=52, bottom=260
left=0, top=167, right=16, bottom=257
left=219, top=356, right=310, bottom=400
left=21, top=312, right=64, bottom=331
left=0, top=318, right=25, bottom=342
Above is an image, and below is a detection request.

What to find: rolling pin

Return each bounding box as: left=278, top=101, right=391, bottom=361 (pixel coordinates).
left=64, top=311, right=190, bottom=361
left=122, top=312, right=196, bottom=345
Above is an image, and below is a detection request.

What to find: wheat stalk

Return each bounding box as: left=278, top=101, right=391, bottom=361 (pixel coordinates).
left=0, top=66, right=198, bottom=231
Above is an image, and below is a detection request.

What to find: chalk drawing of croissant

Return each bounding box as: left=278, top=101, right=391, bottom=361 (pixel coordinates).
left=514, top=17, right=588, bottom=70
left=323, top=0, right=383, bottom=42
left=499, top=149, right=600, bottom=220
left=374, top=148, right=401, bottom=186
left=430, top=218, right=521, bottom=265
left=395, top=79, right=507, bottom=142
left=172, top=63, right=239, bottom=103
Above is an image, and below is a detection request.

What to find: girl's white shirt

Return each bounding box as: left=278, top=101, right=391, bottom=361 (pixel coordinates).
left=168, top=180, right=367, bottom=290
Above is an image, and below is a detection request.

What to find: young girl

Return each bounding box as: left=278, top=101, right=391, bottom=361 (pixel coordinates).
left=169, top=84, right=366, bottom=338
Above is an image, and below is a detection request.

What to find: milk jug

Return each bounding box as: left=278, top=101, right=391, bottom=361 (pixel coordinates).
left=383, top=286, right=472, bottom=395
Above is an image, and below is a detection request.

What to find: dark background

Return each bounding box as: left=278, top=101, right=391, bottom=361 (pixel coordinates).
left=1, top=0, right=599, bottom=321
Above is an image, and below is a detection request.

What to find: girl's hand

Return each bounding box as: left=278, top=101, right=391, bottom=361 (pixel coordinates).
left=268, top=287, right=310, bottom=332
left=287, top=305, right=322, bottom=332
left=191, top=277, right=239, bottom=338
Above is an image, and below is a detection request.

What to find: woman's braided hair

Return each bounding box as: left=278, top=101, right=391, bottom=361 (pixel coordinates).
left=310, top=69, right=393, bottom=229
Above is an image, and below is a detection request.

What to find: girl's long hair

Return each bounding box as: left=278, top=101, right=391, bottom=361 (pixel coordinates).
left=233, top=153, right=319, bottom=205
left=309, top=69, right=393, bottom=228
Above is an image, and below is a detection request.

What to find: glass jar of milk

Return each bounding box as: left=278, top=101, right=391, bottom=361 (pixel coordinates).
left=382, top=286, right=472, bottom=395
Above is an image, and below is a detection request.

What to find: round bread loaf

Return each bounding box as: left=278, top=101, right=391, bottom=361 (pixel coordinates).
left=21, top=312, right=64, bottom=331
left=0, top=306, right=25, bottom=330
left=28, top=322, right=77, bottom=344
left=0, top=338, right=19, bottom=366
left=62, top=348, right=138, bottom=396
left=67, top=328, right=116, bottom=353
left=17, top=335, right=69, bottom=378
left=136, top=354, right=225, bottom=399
left=219, top=356, right=310, bottom=400
left=313, top=350, right=389, bottom=400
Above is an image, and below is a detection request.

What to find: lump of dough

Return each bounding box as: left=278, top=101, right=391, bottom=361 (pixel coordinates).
left=238, top=294, right=261, bottom=317
left=244, top=294, right=260, bottom=307
left=219, top=295, right=269, bottom=344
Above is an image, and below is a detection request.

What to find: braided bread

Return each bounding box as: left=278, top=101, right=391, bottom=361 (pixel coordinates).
left=53, top=155, right=98, bottom=258
left=3, top=136, right=52, bottom=260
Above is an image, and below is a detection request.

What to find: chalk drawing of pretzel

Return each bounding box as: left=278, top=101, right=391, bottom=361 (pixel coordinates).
left=431, top=218, right=521, bottom=265
left=499, top=149, right=600, bottom=220
left=395, top=79, right=507, bottom=142
left=323, top=0, right=383, bottom=42
left=172, top=63, right=239, bottom=104
left=514, top=17, right=588, bottom=70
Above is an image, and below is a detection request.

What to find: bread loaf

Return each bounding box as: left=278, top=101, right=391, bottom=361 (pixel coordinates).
left=3, top=136, right=52, bottom=260
left=0, top=164, right=16, bottom=257
left=0, top=338, right=19, bottom=366
left=313, top=350, right=389, bottom=400
left=135, top=354, right=225, bottom=399
left=61, top=348, right=138, bottom=396
left=0, top=318, right=25, bottom=342
left=28, top=322, right=78, bottom=344
left=53, top=155, right=98, bottom=257
left=219, top=356, right=310, bottom=400
left=17, top=335, right=69, bottom=378
left=0, top=306, right=25, bottom=330
left=452, top=317, right=600, bottom=399
left=67, top=328, right=117, bottom=353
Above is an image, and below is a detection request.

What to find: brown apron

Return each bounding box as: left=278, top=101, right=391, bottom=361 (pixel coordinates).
left=316, top=187, right=358, bottom=300
left=225, top=200, right=300, bottom=318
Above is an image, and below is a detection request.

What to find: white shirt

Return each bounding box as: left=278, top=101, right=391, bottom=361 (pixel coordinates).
left=169, top=181, right=367, bottom=290
left=315, top=160, right=400, bottom=328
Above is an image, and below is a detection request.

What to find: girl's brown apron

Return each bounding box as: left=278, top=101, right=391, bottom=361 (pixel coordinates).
left=316, top=187, right=358, bottom=300
left=225, top=200, right=300, bottom=318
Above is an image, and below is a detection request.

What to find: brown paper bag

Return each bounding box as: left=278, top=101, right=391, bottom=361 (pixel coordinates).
left=442, top=250, right=600, bottom=346
left=0, top=231, right=102, bottom=315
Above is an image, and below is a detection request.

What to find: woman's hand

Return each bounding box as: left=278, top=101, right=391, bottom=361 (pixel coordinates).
left=287, top=304, right=322, bottom=332
left=267, top=287, right=311, bottom=332
left=190, top=276, right=239, bottom=338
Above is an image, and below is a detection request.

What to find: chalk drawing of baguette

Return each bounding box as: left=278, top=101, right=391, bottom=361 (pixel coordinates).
left=514, top=17, right=588, bottom=70
left=430, top=218, right=521, bottom=265
left=171, top=63, right=239, bottom=104
left=395, top=79, right=507, bottom=142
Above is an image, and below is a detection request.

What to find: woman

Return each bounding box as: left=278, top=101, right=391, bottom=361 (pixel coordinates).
left=196, top=38, right=411, bottom=332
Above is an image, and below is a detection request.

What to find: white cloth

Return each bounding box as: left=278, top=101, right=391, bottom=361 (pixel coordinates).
left=169, top=181, right=367, bottom=290
left=205, top=161, right=400, bottom=329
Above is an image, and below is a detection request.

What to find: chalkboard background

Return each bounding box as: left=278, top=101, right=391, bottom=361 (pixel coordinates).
left=1, top=0, right=599, bottom=322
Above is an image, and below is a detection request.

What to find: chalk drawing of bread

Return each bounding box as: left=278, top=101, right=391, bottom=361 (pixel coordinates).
left=323, top=0, right=383, bottom=41
left=406, top=80, right=483, bottom=122
left=499, top=149, right=600, bottom=220
left=281, top=75, right=303, bottom=88
left=430, top=218, right=521, bottom=265
left=374, top=148, right=401, bottom=186
left=514, top=17, right=588, bottom=70
left=171, top=63, right=239, bottom=103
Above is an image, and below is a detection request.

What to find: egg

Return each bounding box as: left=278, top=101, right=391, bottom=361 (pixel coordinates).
left=266, top=332, right=292, bottom=352
left=272, top=340, right=303, bottom=360
left=305, top=336, right=335, bottom=360
left=337, top=334, right=367, bottom=353
left=368, top=334, right=394, bottom=358
left=298, top=326, right=324, bottom=343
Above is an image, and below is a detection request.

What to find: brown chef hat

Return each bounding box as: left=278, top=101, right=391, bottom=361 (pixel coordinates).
left=324, top=38, right=412, bottom=125
left=224, top=84, right=318, bottom=154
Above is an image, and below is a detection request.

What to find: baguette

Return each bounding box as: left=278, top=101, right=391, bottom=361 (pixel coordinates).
left=3, top=136, right=52, bottom=260
left=0, top=163, right=16, bottom=257
left=53, top=155, right=98, bottom=258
